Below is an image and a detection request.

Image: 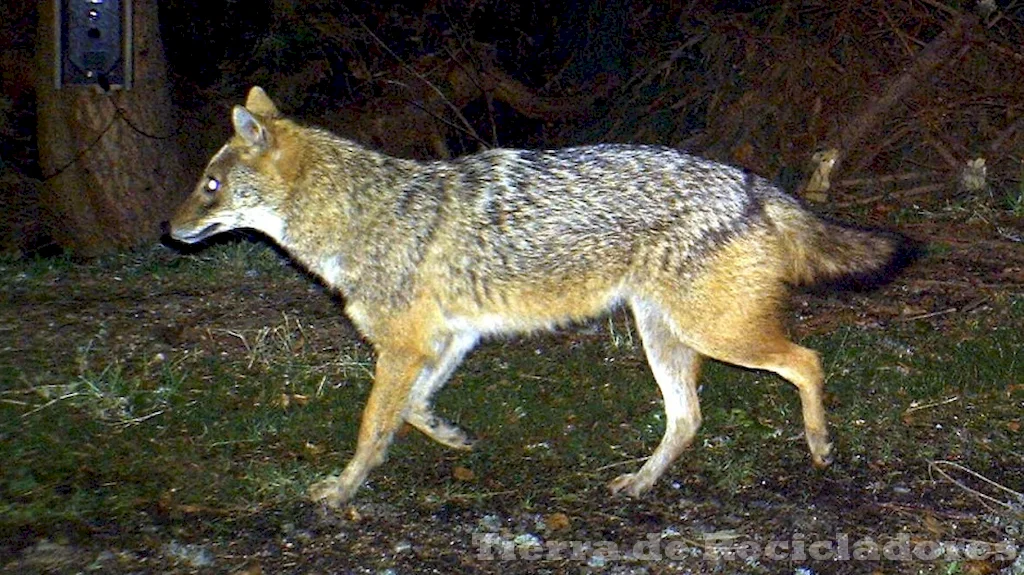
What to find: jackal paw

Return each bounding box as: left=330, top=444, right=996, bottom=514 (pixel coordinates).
left=407, top=412, right=477, bottom=450
left=432, top=426, right=477, bottom=451
left=806, top=428, right=833, bottom=468
left=308, top=475, right=356, bottom=509
left=608, top=472, right=654, bottom=498
left=811, top=441, right=834, bottom=468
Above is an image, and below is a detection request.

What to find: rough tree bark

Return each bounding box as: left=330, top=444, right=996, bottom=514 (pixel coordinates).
left=35, top=0, right=185, bottom=257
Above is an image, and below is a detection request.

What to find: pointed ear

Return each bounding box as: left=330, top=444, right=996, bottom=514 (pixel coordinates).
left=244, top=86, right=280, bottom=118
left=232, top=105, right=270, bottom=149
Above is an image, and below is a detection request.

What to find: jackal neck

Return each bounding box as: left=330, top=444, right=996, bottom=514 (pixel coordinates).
left=272, top=129, right=437, bottom=313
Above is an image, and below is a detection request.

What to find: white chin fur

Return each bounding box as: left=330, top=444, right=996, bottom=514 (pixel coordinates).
left=243, top=206, right=287, bottom=243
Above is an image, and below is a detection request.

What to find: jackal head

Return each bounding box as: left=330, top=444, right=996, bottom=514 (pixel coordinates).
left=169, top=86, right=289, bottom=245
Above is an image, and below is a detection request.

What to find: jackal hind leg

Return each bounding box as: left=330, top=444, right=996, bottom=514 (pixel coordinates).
left=609, top=300, right=703, bottom=497
left=404, top=331, right=479, bottom=450
left=309, top=346, right=429, bottom=508
left=680, top=296, right=832, bottom=468
left=705, top=339, right=831, bottom=467
left=761, top=343, right=831, bottom=467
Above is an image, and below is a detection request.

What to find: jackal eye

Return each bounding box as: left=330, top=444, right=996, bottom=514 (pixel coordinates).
left=204, top=177, right=220, bottom=194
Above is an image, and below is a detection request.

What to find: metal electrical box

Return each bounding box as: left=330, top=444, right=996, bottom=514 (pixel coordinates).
left=55, top=0, right=133, bottom=89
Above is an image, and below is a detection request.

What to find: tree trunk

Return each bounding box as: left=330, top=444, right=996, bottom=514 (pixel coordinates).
left=35, top=0, right=185, bottom=257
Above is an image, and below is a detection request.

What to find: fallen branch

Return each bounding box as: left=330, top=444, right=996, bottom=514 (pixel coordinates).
left=835, top=172, right=934, bottom=188
left=834, top=182, right=948, bottom=208
left=835, top=14, right=981, bottom=171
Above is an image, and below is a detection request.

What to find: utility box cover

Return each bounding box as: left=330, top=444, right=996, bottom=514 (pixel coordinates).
left=56, top=0, right=132, bottom=89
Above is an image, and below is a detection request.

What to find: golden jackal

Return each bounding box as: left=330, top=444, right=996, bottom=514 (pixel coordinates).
left=170, top=86, right=912, bottom=508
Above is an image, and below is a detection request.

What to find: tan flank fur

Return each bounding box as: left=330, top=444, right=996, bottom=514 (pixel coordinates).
left=170, top=86, right=909, bottom=508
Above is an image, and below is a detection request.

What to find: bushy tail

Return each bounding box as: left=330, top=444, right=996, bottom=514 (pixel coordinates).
left=765, top=200, right=917, bottom=290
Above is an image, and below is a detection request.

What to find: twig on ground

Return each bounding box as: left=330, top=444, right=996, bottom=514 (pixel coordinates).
left=899, top=307, right=958, bottom=321
left=595, top=457, right=649, bottom=472
left=904, top=395, right=960, bottom=415
left=928, top=460, right=1024, bottom=516
left=21, top=391, right=86, bottom=418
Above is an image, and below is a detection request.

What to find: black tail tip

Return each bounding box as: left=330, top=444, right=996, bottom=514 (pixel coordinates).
left=888, top=233, right=925, bottom=275
left=844, top=232, right=923, bottom=292
left=808, top=231, right=922, bottom=293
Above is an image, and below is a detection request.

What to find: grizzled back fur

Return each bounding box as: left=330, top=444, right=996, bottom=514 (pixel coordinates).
left=172, top=87, right=912, bottom=312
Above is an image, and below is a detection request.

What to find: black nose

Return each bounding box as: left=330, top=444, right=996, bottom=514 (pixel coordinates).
left=160, top=221, right=171, bottom=235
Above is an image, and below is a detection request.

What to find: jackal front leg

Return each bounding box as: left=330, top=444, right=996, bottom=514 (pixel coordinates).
left=308, top=348, right=425, bottom=508
left=405, top=331, right=479, bottom=450
left=609, top=301, right=702, bottom=497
